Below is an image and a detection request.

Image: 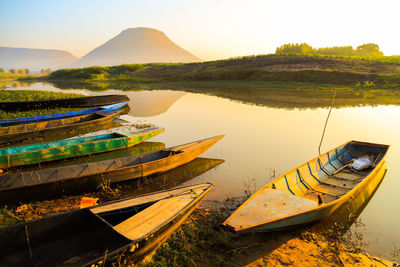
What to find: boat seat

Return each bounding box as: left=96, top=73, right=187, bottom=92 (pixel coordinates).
left=113, top=188, right=203, bottom=241
left=312, top=183, right=349, bottom=196
left=321, top=176, right=359, bottom=189
left=303, top=191, right=338, bottom=203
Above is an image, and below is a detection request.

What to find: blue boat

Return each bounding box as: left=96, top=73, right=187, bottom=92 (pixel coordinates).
left=0, top=102, right=128, bottom=127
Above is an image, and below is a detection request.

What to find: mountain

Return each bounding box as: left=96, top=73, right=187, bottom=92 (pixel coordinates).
left=74, top=27, right=200, bottom=67
left=0, top=47, right=78, bottom=72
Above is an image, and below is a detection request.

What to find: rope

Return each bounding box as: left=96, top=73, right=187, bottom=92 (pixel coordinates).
left=318, top=89, right=337, bottom=155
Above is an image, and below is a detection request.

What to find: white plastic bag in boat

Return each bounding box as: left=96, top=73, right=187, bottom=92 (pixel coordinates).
left=352, top=155, right=373, bottom=170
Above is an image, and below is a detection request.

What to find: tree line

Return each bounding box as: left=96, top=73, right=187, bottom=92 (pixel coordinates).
left=275, top=43, right=384, bottom=57
left=0, top=68, right=30, bottom=74
left=0, top=68, right=51, bottom=74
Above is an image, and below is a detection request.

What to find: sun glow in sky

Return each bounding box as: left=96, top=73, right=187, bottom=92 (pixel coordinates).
left=0, top=0, right=399, bottom=60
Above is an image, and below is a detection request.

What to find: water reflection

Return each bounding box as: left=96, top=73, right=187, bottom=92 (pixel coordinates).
left=36, top=80, right=400, bottom=109
left=120, top=157, right=225, bottom=198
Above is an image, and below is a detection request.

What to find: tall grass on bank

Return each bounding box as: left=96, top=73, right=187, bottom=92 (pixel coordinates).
left=0, top=90, right=83, bottom=120
left=0, top=90, right=83, bottom=102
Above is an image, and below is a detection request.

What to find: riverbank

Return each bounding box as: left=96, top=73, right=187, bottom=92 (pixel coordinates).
left=0, top=194, right=396, bottom=266
left=46, top=55, right=400, bottom=88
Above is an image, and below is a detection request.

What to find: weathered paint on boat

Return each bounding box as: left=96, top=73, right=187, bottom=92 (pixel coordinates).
left=0, top=94, right=129, bottom=111
left=223, top=140, right=389, bottom=232
left=0, top=102, right=127, bottom=127
left=0, top=135, right=224, bottom=203
left=0, top=183, right=213, bottom=266
left=0, top=126, right=164, bottom=169
left=0, top=108, right=125, bottom=145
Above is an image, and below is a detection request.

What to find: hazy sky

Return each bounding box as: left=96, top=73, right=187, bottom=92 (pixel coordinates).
left=1, top=0, right=399, bottom=60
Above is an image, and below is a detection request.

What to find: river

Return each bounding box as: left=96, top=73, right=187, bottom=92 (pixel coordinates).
left=4, top=81, right=400, bottom=261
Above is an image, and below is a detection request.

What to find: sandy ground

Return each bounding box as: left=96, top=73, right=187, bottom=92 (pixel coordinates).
left=3, top=197, right=397, bottom=267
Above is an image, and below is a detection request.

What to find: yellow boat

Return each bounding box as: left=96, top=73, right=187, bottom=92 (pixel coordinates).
left=223, top=140, right=389, bottom=232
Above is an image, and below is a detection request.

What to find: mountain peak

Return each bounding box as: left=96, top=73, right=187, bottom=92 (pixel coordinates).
left=74, top=27, right=200, bottom=67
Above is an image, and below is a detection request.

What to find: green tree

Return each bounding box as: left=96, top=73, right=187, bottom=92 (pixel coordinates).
left=276, top=43, right=314, bottom=54
left=25, top=69, right=30, bottom=74
left=41, top=68, right=51, bottom=74
left=316, top=46, right=355, bottom=56
left=355, top=43, right=384, bottom=57
left=0, top=68, right=4, bottom=73
left=9, top=68, right=17, bottom=74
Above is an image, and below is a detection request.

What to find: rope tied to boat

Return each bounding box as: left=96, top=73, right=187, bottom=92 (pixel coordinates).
left=318, top=88, right=337, bottom=155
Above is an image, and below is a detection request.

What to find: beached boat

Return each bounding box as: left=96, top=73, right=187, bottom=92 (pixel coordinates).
left=0, top=108, right=125, bottom=145
left=0, top=126, right=164, bottom=169
left=0, top=94, right=129, bottom=111
left=0, top=102, right=127, bottom=127
left=0, top=183, right=213, bottom=266
left=0, top=135, right=224, bottom=203
left=223, top=140, right=389, bottom=232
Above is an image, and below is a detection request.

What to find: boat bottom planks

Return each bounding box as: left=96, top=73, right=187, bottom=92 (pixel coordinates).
left=223, top=140, right=389, bottom=232
left=0, top=183, right=213, bottom=266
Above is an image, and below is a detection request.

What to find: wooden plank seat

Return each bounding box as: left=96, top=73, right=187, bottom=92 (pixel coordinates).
left=113, top=188, right=204, bottom=240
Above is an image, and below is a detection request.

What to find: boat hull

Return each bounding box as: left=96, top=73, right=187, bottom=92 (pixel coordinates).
left=0, top=109, right=125, bottom=146
left=0, top=126, right=164, bottom=169
left=0, top=94, right=129, bottom=111
left=247, top=162, right=387, bottom=232
left=0, top=136, right=223, bottom=203
left=223, top=140, right=389, bottom=233
left=0, top=102, right=127, bottom=127
left=0, top=184, right=213, bottom=266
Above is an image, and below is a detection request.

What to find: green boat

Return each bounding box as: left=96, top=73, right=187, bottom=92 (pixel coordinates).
left=0, top=126, right=164, bottom=169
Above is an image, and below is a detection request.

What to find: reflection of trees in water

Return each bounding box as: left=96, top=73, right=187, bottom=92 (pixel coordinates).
left=48, top=80, right=400, bottom=109
left=173, top=85, right=400, bottom=110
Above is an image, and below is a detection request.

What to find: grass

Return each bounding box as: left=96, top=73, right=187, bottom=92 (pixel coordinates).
left=0, top=90, right=82, bottom=102
left=44, top=54, right=400, bottom=89
left=0, top=90, right=84, bottom=119
left=0, top=72, right=40, bottom=81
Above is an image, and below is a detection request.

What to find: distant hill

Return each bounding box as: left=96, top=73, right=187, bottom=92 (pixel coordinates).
left=73, top=27, right=200, bottom=67
left=0, top=47, right=78, bottom=72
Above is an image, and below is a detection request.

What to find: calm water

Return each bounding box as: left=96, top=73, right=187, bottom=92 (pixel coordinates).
left=4, top=82, right=400, bottom=261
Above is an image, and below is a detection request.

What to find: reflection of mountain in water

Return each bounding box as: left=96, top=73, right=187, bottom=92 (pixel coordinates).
left=125, top=90, right=185, bottom=117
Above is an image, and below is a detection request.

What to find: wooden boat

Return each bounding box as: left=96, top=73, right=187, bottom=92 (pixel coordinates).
left=0, top=183, right=213, bottom=266
left=223, top=140, right=389, bottom=232
left=0, top=108, right=126, bottom=145
left=0, top=135, right=224, bottom=203
left=0, top=126, right=164, bottom=169
left=0, top=102, right=127, bottom=127
left=0, top=94, right=129, bottom=111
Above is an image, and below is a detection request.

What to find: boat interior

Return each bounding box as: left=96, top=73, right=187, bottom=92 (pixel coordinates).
left=224, top=141, right=389, bottom=231
left=271, top=141, right=389, bottom=204
left=0, top=112, right=113, bottom=136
